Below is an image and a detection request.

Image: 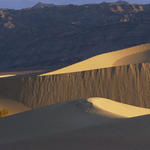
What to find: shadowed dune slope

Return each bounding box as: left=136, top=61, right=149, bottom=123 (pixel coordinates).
left=41, top=43, right=150, bottom=76
left=0, top=99, right=150, bottom=150
left=0, top=63, right=150, bottom=108
left=0, top=99, right=120, bottom=144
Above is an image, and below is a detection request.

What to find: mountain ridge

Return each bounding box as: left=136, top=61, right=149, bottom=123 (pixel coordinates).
left=0, top=0, right=149, bottom=10
left=0, top=2, right=150, bottom=71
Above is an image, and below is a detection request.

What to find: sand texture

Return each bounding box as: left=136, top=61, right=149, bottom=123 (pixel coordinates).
left=0, top=99, right=119, bottom=144
left=88, top=98, right=150, bottom=118
left=0, top=75, right=15, bottom=78
left=41, top=43, right=150, bottom=75
left=1, top=44, right=150, bottom=109
left=0, top=44, right=150, bottom=149
left=0, top=99, right=150, bottom=150
left=0, top=63, right=150, bottom=108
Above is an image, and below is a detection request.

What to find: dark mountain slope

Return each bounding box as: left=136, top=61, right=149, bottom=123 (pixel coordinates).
left=0, top=2, right=150, bottom=70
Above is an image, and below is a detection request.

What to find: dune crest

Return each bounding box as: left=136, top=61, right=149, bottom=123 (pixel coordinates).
left=41, top=43, right=150, bottom=76
left=0, top=75, right=15, bottom=78
left=88, top=97, right=150, bottom=118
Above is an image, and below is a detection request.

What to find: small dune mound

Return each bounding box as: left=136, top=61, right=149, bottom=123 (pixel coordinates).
left=41, top=43, right=150, bottom=76
left=88, top=97, right=150, bottom=118
left=0, top=99, right=31, bottom=117
left=0, top=74, right=15, bottom=78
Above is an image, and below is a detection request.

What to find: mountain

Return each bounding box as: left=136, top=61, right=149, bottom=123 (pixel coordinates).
left=0, top=0, right=149, bottom=9
left=32, top=2, right=55, bottom=8
left=0, top=2, right=150, bottom=71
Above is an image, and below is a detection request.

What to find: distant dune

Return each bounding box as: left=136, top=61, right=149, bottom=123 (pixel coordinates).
left=0, top=69, right=50, bottom=78
left=0, top=99, right=31, bottom=117
left=41, top=43, right=150, bottom=76
left=0, top=75, right=15, bottom=78
left=0, top=98, right=150, bottom=150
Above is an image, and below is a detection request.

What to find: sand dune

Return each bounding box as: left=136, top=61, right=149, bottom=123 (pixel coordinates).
left=1, top=44, right=150, bottom=108
left=1, top=63, right=150, bottom=108
left=0, top=99, right=31, bottom=116
left=41, top=43, right=150, bottom=75
left=0, top=69, right=50, bottom=78
left=0, top=98, right=150, bottom=150
left=88, top=97, right=150, bottom=118
left=0, top=99, right=119, bottom=144
left=0, top=42, right=149, bottom=150
left=0, top=74, right=15, bottom=78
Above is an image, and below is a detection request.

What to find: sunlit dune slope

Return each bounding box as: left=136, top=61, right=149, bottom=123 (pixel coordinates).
left=0, top=75, right=15, bottom=78
left=88, top=97, right=150, bottom=118
left=41, top=43, right=150, bottom=76
left=0, top=99, right=31, bottom=117
left=1, top=44, right=150, bottom=109
left=0, top=98, right=150, bottom=150
left=0, top=99, right=119, bottom=144
left=0, top=69, right=50, bottom=78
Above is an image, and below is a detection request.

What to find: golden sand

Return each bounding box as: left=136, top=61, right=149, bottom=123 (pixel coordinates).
left=88, top=97, right=150, bottom=118
left=41, top=43, right=150, bottom=76
left=0, top=74, right=15, bottom=78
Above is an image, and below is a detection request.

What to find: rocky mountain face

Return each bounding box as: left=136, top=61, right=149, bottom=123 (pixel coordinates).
left=0, top=2, right=150, bottom=71
left=0, top=63, right=150, bottom=108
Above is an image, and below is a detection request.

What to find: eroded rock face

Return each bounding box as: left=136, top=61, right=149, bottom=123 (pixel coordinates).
left=0, top=10, right=5, bottom=18
left=0, top=11, right=15, bottom=29
left=110, top=3, right=144, bottom=13
left=4, top=21, right=15, bottom=29
left=0, top=63, right=150, bottom=108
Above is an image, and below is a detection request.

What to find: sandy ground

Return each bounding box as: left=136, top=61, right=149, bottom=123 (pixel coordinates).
left=41, top=43, right=150, bottom=75
left=0, top=74, right=15, bottom=78
left=0, top=98, right=150, bottom=150
left=0, top=99, right=31, bottom=116
left=88, top=97, right=150, bottom=118
left=0, top=69, right=50, bottom=78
